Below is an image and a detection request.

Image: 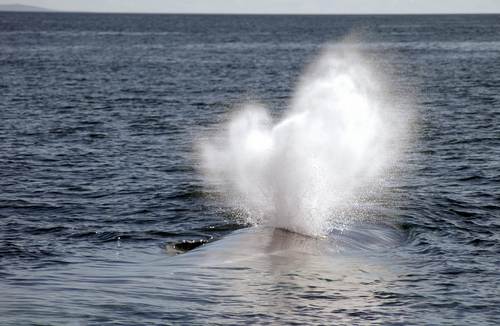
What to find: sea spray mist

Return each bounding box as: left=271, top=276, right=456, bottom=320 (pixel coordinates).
left=200, top=44, right=407, bottom=237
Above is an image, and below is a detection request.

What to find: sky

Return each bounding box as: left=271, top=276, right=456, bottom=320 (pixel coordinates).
left=2, top=0, right=500, bottom=14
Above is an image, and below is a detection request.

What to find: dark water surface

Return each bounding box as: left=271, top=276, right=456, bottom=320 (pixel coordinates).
left=1, top=13, right=499, bottom=325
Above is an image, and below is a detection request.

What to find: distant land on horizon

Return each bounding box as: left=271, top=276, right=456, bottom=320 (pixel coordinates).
left=0, top=4, right=498, bottom=15
left=0, top=4, right=53, bottom=11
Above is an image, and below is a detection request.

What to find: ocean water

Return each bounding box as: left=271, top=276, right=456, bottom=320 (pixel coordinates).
left=1, top=12, right=499, bottom=325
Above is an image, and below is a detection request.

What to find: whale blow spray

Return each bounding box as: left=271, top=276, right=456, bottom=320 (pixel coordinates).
left=200, top=45, right=405, bottom=237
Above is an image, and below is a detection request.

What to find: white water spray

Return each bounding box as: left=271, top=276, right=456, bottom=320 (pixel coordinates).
left=200, top=45, right=406, bottom=237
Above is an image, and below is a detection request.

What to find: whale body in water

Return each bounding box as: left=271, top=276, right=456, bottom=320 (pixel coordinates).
left=172, top=221, right=405, bottom=269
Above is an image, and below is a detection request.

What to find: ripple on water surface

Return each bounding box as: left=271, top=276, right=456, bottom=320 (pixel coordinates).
left=0, top=12, right=499, bottom=326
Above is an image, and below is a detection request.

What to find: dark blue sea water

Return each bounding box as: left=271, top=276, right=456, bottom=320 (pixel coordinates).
left=1, top=13, right=499, bottom=325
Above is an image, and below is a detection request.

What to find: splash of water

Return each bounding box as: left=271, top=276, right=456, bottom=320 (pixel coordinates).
left=200, top=45, right=405, bottom=237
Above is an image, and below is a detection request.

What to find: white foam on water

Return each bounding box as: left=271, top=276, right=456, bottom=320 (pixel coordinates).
left=199, top=44, right=408, bottom=237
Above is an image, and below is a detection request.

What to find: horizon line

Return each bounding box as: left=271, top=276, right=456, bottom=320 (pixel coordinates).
left=2, top=9, right=500, bottom=15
